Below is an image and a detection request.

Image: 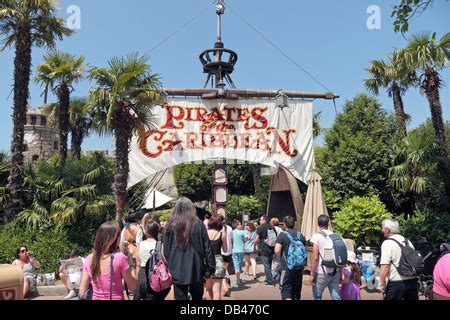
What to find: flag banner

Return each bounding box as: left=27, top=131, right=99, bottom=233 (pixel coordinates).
left=128, top=98, right=313, bottom=188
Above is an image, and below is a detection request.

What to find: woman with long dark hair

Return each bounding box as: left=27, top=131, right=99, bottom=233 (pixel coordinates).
left=79, top=221, right=138, bottom=300
left=163, top=197, right=215, bottom=300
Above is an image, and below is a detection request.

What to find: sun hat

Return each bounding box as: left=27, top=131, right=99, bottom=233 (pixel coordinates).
left=347, top=250, right=357, bottom=263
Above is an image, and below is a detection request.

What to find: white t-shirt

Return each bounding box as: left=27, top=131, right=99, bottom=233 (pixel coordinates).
left=221, top=225, right=233, bottom=256
left=310, top=229, right=336, bottom=274
left=138, top=240, right=157, bottom=267
left=380, top=234, right=416, bottom=282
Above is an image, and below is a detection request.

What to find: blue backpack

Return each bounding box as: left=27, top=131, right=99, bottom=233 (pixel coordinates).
left=283, top=231, right=307, bottom=270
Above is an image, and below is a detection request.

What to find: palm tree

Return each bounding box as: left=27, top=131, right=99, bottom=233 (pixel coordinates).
left=388, top=130, right=441, bottom=207
left=0, top=0, right=73, bottom=221
left=69, top=98, right=92, bottom=159
left=42, top=98, right=93, bottom=160
left=16, top=155, right=115, bottom=230
left=35, top=50, right=85, bottom=166
left=404, top=31, right=450, bottom=155
left=364, top=51, right=416, bottom=137
left=87, top=53, right=162, bottom=223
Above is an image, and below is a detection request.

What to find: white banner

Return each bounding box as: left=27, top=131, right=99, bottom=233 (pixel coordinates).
left=128, top=98, right=313, bottom=188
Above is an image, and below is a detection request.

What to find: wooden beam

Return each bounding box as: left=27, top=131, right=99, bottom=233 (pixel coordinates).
left=163, top=88, right=339, bottom=100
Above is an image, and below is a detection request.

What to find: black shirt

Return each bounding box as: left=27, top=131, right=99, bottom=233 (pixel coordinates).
left=256, top=223, right=276, bottom=256
left=275, top=229, right=306, bottom=271
left=163, top=219, right=215, bottom=285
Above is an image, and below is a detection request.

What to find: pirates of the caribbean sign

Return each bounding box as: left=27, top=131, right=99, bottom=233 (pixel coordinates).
left=128, top=98, right=313, bottom=188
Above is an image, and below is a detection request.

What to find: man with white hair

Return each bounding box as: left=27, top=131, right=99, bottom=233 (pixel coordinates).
left=379, top=219, right=419, bottom=300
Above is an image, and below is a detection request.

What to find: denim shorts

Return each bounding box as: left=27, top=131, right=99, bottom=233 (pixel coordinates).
left=232, top=253, right=245, bottom=272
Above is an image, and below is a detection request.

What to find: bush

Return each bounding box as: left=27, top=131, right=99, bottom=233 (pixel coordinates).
left=400, top=207, right=450, bottom=245
left=226, top=195, right=262, bottom=223
left=333, top=195, right=393, bottom=245
left=154, top=209, right=172, bottom=222
left=0, top=225, right=85, bottom=274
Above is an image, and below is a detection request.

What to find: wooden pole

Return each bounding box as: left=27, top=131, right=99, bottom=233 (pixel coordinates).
left=163, top=88, right=339, bottom=100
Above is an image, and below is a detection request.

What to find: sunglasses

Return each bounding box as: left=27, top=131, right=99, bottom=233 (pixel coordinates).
left=20, top=249, right=27, bottom=253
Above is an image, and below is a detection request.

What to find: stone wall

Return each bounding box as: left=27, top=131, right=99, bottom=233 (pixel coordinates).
left=23, top=125, right=59, bottom=163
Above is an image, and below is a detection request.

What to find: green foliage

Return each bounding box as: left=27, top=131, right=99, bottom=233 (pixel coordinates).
left=388, top=130, right=441, bottom=195
left=226, top=195, right=262, bottom=223
left=87, top=52, right=162, bottom=135
left=323, top=189, right=343, bottom=214
left=227, top=163, right=255, bottom=196
left=173, top=163, right=213, bottom=202
left=173, top=162, right=257, bottom=202
left=35, top=50, right=85, bottom=104
left=404, top=31, right=450, bottom=72
left=400, top=207, right=450, bottom=244
left=0, top=0, right=73, bottom=52
left=257, top=175, right=272, bottom=215
left=12, top=154, right=115, bottom=230
left=317, top=94, right=403, bottom=213
left=154, top=209, right=172, bottom=223
left=333, top=195, right=393, bottom=245
left=0, top=225, right=88, bottom=273
left=391, top=1, right=447, bottom=33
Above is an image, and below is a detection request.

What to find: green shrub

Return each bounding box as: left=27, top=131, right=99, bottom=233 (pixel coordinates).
left=0, top=225, right=89, bottom=274
left=155, top=209, right=172, bottom=222
left=333, top=195, right=393, bottom=245
left=400, top=207, right=450, bottom=244
left=226, top=195, right=262, bottom=223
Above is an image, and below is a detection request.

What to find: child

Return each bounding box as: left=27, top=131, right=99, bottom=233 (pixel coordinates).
left=340, top=251, right=362, bottom=300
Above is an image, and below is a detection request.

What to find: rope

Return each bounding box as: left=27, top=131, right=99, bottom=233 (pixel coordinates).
left=226, top=1, right=334, bottom=94
left=147, top=0, right=217, bottom=55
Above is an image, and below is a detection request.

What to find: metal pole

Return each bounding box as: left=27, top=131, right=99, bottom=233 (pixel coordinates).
left=152, top=189, right=156, bottom=214
left=217, top=14, right=222, bottom=42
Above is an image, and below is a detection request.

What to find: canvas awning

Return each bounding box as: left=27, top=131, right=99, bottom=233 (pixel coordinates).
left=142, top=189, right=173, bottom=210
left=301, top=171, right=332, bottom=241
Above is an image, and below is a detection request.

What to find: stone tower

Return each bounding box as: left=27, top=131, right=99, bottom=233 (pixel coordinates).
left=23, top=107, right=59, bottom=163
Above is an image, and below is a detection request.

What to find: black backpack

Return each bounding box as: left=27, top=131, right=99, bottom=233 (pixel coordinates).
left=387, top=238, right=424, bottom=277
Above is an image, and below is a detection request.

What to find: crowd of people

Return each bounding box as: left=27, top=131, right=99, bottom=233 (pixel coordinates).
left=11, top=197, right=450, bottom=301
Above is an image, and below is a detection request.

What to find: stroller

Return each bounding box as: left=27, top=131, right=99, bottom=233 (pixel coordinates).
left=356, top=246, right=381, bottom=293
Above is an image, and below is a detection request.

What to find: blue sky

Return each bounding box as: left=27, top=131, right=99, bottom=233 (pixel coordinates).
left=0, top=0, right=449, bottom=152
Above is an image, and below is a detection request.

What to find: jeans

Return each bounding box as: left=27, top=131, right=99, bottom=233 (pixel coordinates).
left=385, top=279, right=419, bottom=300
left=312, top=272, right=341, bottom=300
left=173, top=281, right=204, bottom=300
left=272, top=256, right=281, bottom=280
left=280, top=269, right=303, bottom=300
left=261, top=254, right=274, bottom=284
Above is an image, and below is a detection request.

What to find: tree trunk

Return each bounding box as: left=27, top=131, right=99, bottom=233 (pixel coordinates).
left=423, top=68, right=449, bottom=209
left=70, top=125, right=83, bottom=160
left=114, top=117, right=131, bottom=223
left=4, top=25, right=32, bottom=222
left=424, top=68, right=447, bottom=157
left=392, top=82, right=408, bottom=137
left=57, top=84, right=70, bottom=166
